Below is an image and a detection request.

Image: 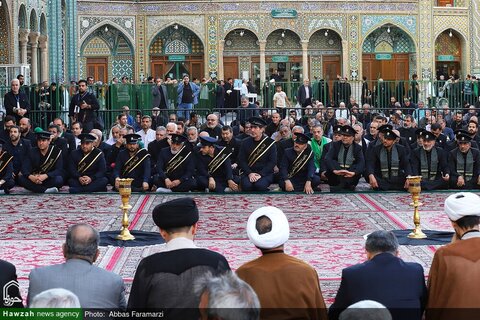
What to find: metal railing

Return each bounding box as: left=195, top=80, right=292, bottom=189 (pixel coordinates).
left=1, top=80, right=478, bottom=127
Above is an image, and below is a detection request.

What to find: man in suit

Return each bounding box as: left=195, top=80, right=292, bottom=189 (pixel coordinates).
left=0, top=259, right=23, bottom=307
left=4, top=79, right=31, bottom=123
left=329, top=230, right=427, bottom=320
left=27, top=223, right=126, bottom=309
left=297, top=78, right=313, bottom=108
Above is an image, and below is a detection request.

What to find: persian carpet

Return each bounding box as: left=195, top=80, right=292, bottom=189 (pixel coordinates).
left=0, top=191, right=468, bottom=306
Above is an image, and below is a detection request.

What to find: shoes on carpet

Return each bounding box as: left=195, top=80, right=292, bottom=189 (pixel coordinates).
left=156, top=187, right=172, bottom=193
left=0, top=190, right=5, bottom=194
left=45, top=187, right=59, bottom=194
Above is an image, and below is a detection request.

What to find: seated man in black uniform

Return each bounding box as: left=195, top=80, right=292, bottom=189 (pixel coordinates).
left=325, top=125, right=365, bottom=191
left=278, top=133, right=320, bottom=194
left=196, top=136, right=239, bottom=193
left=238, top=117, right=277, bottom=191
left=0, top=139, right=15, bottom=194
left=449, top=132, right=480, bottom=189
left=366, top=129, right=411, bottom=191
left=154, top=133, right=195, bottom=192
left=18, top=131, right=64, bottom=193
left=68, top=133, right=108, bottom=193
left=411, top=131, right=449, bottom=190
left=113, top=133, right=151, bottom=192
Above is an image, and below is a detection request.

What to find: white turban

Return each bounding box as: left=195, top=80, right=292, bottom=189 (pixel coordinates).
left=444, top=192, right=480, bottom=221
left=247, top=206, right=289, bottom=249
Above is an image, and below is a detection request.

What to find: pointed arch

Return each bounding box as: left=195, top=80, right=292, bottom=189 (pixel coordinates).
left=18, top=4, right=27, bottom=29
left=79, top=20, right=134, bottom=49
left=29, top=9, right=38, bottom=32
left=0, top=0, right=11, bottom=64
left=40, top=13, right=47, bottom=35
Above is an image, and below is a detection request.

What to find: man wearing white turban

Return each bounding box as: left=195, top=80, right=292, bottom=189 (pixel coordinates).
left=426, top=192, right=480, bottom=320
left=236, top=206, right=327, bottom=320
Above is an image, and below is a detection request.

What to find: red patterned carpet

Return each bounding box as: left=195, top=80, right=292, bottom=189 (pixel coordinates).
left=0, top=192, right=463, bottom=305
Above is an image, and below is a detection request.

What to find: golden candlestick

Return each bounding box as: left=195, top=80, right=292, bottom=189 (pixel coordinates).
left=117, top=178, right=135, bottom=240
left=406, top=176, right=427, bottom=239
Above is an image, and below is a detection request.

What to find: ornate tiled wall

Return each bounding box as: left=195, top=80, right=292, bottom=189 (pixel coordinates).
left=79, top=16, right=135, bottom=44
left=362, top=15, right=416, bottom=38
left=348, top=14, right=360, bottom=79
left=310, top=56, right=322, bottom=79
left=472, top=0, right=480, bottom=73
left=207, top=15, right=218, bottom=77
left=112, top=56, right=133, bottom=78
left=223, top=30, right=259, bottom=55
left=419, top=0, right=433, bottom=79
left=4, top=0, right=480, bottom=81
left=0, top=4, right=9, bottom=64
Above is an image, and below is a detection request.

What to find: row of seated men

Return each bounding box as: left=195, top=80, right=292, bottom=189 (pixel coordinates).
left=4, top=193, right=479, bottom=320
left=0, top=112, right=478, bottom=194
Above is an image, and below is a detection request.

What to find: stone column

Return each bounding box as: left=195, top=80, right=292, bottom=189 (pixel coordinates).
left=301, top=40, right=309, bottom=80
left=38, top=35, right=49, bottom=82
left=29, top=32, right=40, bottom=84
left=259, top=40, right=267, bottom=89
left=218, top=40, right=225, bottom=80
left=18, top=29, right=30, bottom=64
left=342, top=40, right=349, bottom=77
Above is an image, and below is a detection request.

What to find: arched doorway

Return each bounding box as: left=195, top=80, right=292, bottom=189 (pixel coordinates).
left=149, top=25, right=204, bottom=80
left=265, top=29, right=302, bottom=82
left=362, top=25, right=416, bottom=81
left=308, top=29, right=342, bottom=81
left=223, top=29, right=259, bottom=83
left=435, top=30, right=463, bottom=79
left=308, top=29, right=343, bottom=102
left=80, top=25, right=134, bottom=83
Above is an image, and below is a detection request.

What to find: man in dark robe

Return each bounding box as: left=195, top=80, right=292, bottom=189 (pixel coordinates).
left=325, top=125, right=365, bottom=191
left=238, top=117, right=277, bottom=191
left=278, top=133, right=319, bottom=194
left=113, top=133, right=151, bottom=192
left=128, top=198, right=230, bottom=319
left=411, top=131, right=449, bottom=190
left=154, top=133, right=195, bottom=192
left=195, top=136, right=238, bottom=193
left=18, top=131, right=64, bottom=193
left=448, top=133, right=480, bottom=189
left=67, top=133, right=108, bottom=193
left=366, top=129, right=411, bottom=191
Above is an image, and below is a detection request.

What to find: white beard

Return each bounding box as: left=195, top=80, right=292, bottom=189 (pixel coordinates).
left=171, top=149, right=179, bottom=155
